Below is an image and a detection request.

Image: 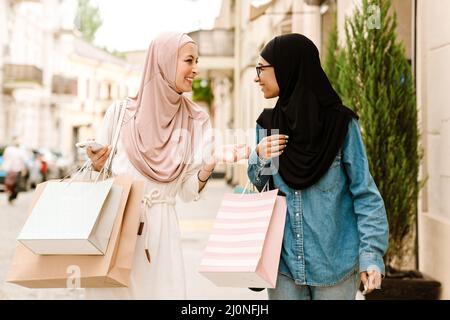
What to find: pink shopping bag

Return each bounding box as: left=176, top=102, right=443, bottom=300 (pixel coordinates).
left=199, top=189, right=287, bottom=288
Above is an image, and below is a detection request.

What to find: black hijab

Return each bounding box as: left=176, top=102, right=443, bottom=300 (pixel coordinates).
left=256, top=33, right=358, bottom=190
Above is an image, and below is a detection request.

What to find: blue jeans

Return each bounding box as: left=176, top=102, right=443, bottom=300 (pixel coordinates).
left=268, top=270, right=360, bottom=300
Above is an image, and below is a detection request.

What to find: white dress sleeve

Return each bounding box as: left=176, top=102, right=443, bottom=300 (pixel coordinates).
left=84, top=102, right=119, bottom=176
left=96, top=102, right=119, bottom=146
left=178, top=118, right=213, bottom=202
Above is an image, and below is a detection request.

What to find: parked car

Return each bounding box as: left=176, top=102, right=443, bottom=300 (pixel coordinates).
left=35, top=148, right=73, bottom=180
left=0, top=145, right=74, bottom=191
left=0, top=153, right=6, bottom=192
left=53, top=150, right=73, bottom=179
left=26, top=151, right=45, bottom=188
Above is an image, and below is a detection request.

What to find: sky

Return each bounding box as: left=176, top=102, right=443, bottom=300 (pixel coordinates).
left=63, top=0, right=222, bottom=51
left=63, top=0, right=223, bottom=52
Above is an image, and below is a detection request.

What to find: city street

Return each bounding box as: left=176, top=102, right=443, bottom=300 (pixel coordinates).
left=0, top=178, right=267, bottom=300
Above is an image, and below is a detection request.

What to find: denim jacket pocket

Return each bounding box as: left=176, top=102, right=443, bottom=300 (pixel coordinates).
left=313, top=152, right=342, bottom=193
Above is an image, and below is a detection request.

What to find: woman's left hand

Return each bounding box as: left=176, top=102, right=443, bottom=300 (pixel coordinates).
left=213, top=144, right=251, bottom=164
left=360, top=270, right=382, bottom=295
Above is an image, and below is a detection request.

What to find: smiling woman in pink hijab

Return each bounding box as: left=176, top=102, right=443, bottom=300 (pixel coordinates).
left=85, top=32, right=248, bottom=299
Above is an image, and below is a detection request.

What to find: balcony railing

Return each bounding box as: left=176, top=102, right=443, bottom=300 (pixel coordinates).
left=10, top=0, right=40, bottom=4
left=304, top=0, right=327, bottom=5
left=3, top=64, right=43, bottom=85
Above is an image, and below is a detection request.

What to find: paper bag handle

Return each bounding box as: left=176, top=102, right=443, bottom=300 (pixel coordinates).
left=102, top=100, right=127, bottom=178
left=240, top=179, right=270, bottom=196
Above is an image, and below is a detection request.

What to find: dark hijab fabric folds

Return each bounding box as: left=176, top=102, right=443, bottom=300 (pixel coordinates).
left=257, top=33, right=358, bottom=190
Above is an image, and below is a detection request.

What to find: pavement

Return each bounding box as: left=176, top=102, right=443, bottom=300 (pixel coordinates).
left=0, top=179, right=267, bottom=300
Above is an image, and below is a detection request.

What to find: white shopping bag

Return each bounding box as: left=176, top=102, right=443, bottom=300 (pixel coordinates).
left=17, top=100, right=128, bottom=257
left=17, top=178, right=123, bottom=255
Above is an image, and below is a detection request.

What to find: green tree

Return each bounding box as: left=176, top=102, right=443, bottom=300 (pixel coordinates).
left=323, top=14, right=340, bottom=90
left=75, top=0, right=102, bottom=43
left=192, top=78, right=214, bottom=108
left=337, top=0, right=422, bottom=270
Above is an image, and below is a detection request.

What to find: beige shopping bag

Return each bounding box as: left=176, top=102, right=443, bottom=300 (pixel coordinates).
left=6, top=175, right=144, bottom=288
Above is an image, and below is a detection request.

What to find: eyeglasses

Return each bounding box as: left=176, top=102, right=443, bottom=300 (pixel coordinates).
left=256, top=64, right=273, bottom=78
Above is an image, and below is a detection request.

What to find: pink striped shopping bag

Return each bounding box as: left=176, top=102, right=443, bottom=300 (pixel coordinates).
left=199, top=189, right=287, bottom=288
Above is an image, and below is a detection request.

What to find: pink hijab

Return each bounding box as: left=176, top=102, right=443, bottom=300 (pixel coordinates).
left=121, top=32, right=208, bottom=183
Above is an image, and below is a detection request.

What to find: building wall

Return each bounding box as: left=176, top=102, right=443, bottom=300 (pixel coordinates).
left=3, top=0, right=47, bottom=147
left=391, top=0, right=412, bottom=60
left=0, top=0, right=9, bottom=141
left=54, top=35, right=141, bottom=160
left=416, top=0, right=450, bottom=299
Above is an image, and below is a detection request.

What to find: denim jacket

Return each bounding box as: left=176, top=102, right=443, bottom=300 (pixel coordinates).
left=247, top=118, right=389, bottom=286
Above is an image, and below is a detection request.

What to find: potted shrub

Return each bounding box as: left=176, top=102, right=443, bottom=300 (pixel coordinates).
left=325, top=0, right=441, bottom=299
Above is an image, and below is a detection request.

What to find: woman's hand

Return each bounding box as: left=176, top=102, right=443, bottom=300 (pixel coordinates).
left=213, top=144, right=251, bottom=164
left=360, top=270, right=382, bottom=295
left=256, top=134, right=289, bottom=161
left=86, top=143, right=111, bottom=171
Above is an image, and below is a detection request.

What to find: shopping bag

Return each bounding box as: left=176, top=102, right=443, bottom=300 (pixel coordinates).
left=199, top=188, right=287, bottom=288
left=6, top=176, right=144, bottom=288
left=17, top=178, right=122, bottom=255
left=17, top=100, right=129, bottom=256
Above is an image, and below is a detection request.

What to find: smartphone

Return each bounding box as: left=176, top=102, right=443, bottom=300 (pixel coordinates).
left=76, top=140, right=105, bottom=152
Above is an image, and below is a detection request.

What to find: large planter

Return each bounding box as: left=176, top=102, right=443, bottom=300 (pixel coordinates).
left=364, top=269, right=441, bottom=300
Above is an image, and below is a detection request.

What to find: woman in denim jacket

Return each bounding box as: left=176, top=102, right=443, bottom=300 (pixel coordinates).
left=248, top=34, right=389, bottom=300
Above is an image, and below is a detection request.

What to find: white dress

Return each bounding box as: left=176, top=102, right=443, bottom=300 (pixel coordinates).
left=84, top=100, right=210, bottom=300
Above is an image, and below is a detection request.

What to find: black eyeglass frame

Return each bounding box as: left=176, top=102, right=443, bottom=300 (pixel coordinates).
left=256, top=64, right=273, bottom=78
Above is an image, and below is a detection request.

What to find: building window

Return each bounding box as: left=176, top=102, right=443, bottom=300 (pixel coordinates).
left=97, top=83, right=102, bottom=100
left=86, top=79, right=90, bottom=99
left=52, top=75, right=78, bottom=95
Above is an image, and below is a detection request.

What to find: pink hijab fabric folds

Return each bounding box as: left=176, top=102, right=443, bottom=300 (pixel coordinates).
left=121, top=32, right=208, bottom=183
